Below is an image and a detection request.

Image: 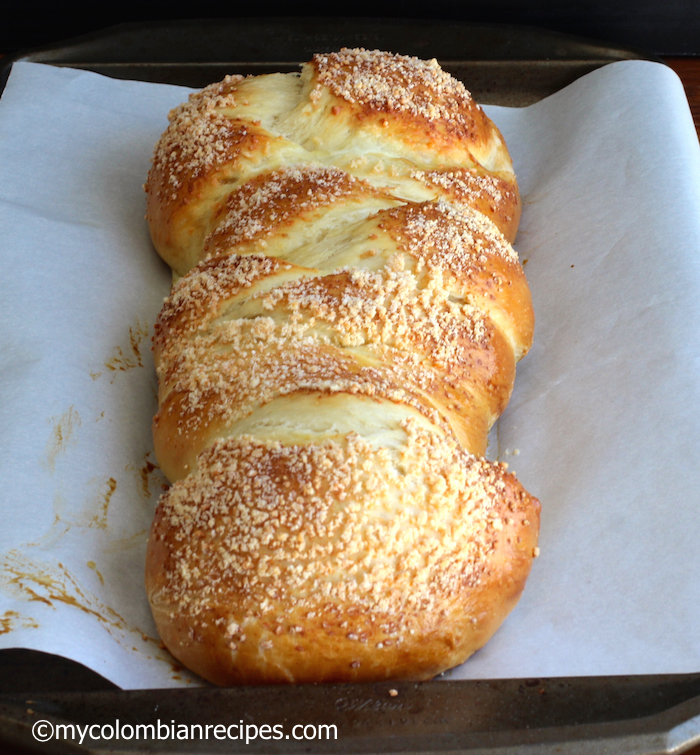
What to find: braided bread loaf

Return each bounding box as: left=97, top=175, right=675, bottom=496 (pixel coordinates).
left=144, top=48, right=540, bottom=685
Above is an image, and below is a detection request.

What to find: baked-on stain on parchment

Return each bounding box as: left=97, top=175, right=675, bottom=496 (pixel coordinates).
left=11, top=403, right=189, bottom=682
left=86, top=561, right=105, bottom=585
left=125, top=450, right=166, bottom=502
left=44, top=476, right=117, bottom=537
left=35, top=453, right=165, bottom=555
left=104, top=319, right=149, bottom=379
left=0, top=550, right=198, bottom=682
left=42, top=406, right=81, bottom=473
left=92, top=477, right=117, bottom=529
left=1, top=551, right=148, bottom=644
left=0, top=610, right=39, bottom=635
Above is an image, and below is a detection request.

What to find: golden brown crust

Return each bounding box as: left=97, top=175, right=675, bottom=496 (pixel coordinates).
left=144, top=49, right=539, bottom=686
left=146, top=422, right=539, bottom=684
left=201, top=164, right=391, bottom=259
left=307, top=49, right=503, bottom=170
left=409, top=166, right=522, bottom=243
left=144, top=49, right=520, bottom=277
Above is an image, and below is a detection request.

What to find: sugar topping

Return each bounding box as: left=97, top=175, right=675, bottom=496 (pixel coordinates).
left=380, top=199, right=519, bottom=274
left=411, top=168, right=515, bottom=218
left=150, top=115, right=253, bottom=195
left=156, top=254, right=286, bottom=344
left=152, top=418, right=530, bottom=630
left=146, top=74, right=264, bottom=197
left=155, top=248, right=506, bottom=440
left=258, top=263, right=489, bottom=360
left=311, top=48, right=483, bottom=133
left=203, top=164, right=383, bottom=255
left=157, top=315, right=448, bottom=438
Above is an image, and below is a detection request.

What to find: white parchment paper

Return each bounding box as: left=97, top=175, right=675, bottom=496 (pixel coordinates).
left=0, top=59, right=699, bottom=690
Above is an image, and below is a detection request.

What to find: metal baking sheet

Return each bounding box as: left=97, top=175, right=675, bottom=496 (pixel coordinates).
left=0, top=17, right=698, bottom=755
left=0, top=16, right=661, bottom=104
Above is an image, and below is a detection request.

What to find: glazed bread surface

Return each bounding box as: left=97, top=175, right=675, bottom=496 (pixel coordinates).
left=144, top=48, right=540, bottom=685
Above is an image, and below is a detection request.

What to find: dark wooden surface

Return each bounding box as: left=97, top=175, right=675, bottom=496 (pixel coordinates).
left=665, top=57, right=700, bottom=134
left=656, top=56, right=700, bottom=744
